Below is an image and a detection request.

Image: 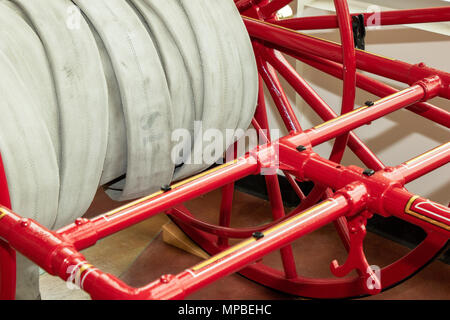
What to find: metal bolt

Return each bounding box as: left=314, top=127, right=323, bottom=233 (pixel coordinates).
left=20, top=218, right=29, bottom=227
left=160, top=274, right=174, bottom=284
left=252, top=231, right=265, bottom=240
left=161, top=185, right=172, bottom=192
left=296, top=145, right=307, bottom=152
left=364, top=101, right=375, bottom=107
left=363, top=169, right=375, bottom=176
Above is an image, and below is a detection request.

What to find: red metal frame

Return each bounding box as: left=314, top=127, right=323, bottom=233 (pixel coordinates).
left=0, top=0, right=448, bottom=299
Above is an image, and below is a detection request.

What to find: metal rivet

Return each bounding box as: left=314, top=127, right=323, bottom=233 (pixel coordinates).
left=160, top=274, right=173, bottom=283
left=363, top=169, right=375, bottom=176
left=252, top=232, right=264, bottom=240
left=20, top=218, right=29, bottom=227
left=161, top=185, right=172, bottom=192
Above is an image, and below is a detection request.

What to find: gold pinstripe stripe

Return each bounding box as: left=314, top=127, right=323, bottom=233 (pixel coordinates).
left=104, top=160, right=239, bottom=217
left=192, top=200, right=332, bottom=271
left=313, top=106, right=368, bottom=129
left=242, top=16, right=395, bottom=61
left=79, top=263, right=93, bottom=274
left=404, top=196, right=450, bottom=231
left=0, top=208, right=8, bottom=220
left=312, top=90, right=408, bottom=130
left=404, top=142, right=450, bottom=166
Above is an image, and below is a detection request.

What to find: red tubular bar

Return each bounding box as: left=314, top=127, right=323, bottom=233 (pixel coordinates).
left=169, top=205, right=280, bottom=239
left=0, top=128, right=447, bottom=299
left=0, top=153, right=15, bottom=300
left=217, top=182, right=234, bottom=247
left=328, top=0, right=356, bottom=164
left=289, top=51, right=450, bottom=128
left=251, top=68, right=299, bottom=278
left=383, top=188, right=450, bottom=235
left=143, top=184, right=368, bottom=300
left=265, top=174, right=298, bottom=279
left=278, top=142, right=449, bottom=234
left=259, top=0, right=292, bottom=19
left=256, top=52, right=302, bottom=132
left=1, top=3, right=449, bottom=298
left=58, top=157, right=258, bottom=250
left=243, top=17, right=450, bottom=99
left=279, top=138, right=449, bottom=193
left=0, top=240, right=15, bottom=300
left=272, top=6, right=450, bottom=30
left=285, top=78, right=440, bottom=149
left=395, top=142, right=450, bottom=184
left=260, top=48, right=385, bottom=170
left=0, top=180, right=366, bottom=300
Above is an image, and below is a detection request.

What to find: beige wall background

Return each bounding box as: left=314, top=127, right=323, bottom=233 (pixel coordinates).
left=263, top=0, right=449, bottom=204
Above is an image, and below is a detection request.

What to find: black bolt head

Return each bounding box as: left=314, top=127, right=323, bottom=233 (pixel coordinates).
left=161, top=184, right=172, bottom=192
left=252, top=231, right=265, bottom=240
left=363, top=169, right=375, bottom=176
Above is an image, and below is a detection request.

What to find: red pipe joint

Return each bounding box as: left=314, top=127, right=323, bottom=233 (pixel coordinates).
left=412, top=74, right=442, bottom=101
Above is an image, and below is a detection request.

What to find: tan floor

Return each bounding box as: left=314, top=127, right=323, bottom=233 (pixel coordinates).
left=40, top=188, right=450, bottom=300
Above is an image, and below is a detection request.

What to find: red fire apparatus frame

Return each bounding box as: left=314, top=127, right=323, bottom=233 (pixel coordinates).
left=0, top=0, right=449, bottom=299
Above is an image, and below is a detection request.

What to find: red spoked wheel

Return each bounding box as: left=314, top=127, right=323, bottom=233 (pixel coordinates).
left=168, top=0, right=449, bottom=299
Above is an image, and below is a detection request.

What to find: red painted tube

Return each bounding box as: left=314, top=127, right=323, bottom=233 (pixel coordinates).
left=256, top=52, right=302, bottom=132
left=0, top=134, right=447, bottom=299
left=261, top=48, right=385, bottom=170
left=169, top=205, right=283, bottom=239
left=290, top=51, right=450, bottom=128
left=328, top=0, right=356, bottom=164
left=0, top=240, right=15, bottom=300
left=293, top=80, right=438, bottom=148
left=277, top=140, right=449, bottom=232
left=259, top=0, right=292, bottom=19
left=272, top=7, right=450, bottom=30
left=149, top=184, right=367, bottom=299
left=284, top=173, right=306, bottom=200
left=383, top=187, right=450, bottom=236
left=265, top=174, right=298, bottom=279
left=58, top=156, right=258, bottom=249
left=253, top=74, right=272, bottom=138
left=244, top=17, right=450, bottom=99
left=0, top=182, right=367, bottom=300
left=0, top=153, right=15, bottom=299
left=395, top=142, right=450, bottom=183
left=217, top=182, right=235, bottom=247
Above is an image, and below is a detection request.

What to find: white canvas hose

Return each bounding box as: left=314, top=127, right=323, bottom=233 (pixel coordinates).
left=0, top=47, right=59, bottom=298
left=129, top=0, right=196, bottom=168
left=11, top=0, right=109, bottom=229
left=89, top=22, right=128, bottom=187
left=0, top=3, right=60, bottom=300
left=136, top=0, right=205, bottom=122
left=0, top=0, right=257, bottom=299
left=0, top=2, right=59, bottom=168
left=224, top=2, right=259, bottom=133
left=103, top=0, right=205, bottom=192
left=74, top=0, right=174, bottom=201
left=173, top=0, right=257, bottom=180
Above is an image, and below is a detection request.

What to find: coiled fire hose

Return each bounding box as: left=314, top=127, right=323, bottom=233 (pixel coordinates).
left=0, top=0, right=257, bottom=299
